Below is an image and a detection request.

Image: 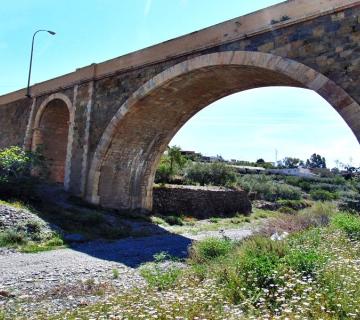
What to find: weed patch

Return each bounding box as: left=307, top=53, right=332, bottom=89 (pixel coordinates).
left=140, top=252, right=183, bottom=290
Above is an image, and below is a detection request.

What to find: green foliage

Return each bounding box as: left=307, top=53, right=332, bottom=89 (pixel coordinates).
left=167, top=145, right=187, bottom=172
left=140, top=252, right=182, bottom=290
left=155, top=146, right=187, bottom=183
left=305, top=153, right=327, bottom=169
left=0, top=227, right=64, bottom=253
left=237, top=174, right=301, bottom=201
left=235, top=236, right=287, bottom=282
left=189, top=237, right=233, bottom=263
left=0, top=146, right=44, bottom=199
left=185, top=162, right=237, bottom=186
left=332, top=213, right=360, bottom=240
left=162, top=215, right=183, bottom=226
left=112, top=269, right=119, bottom=279
left=310, top=189, right=338, bottom=201
left=290, top=179, right=312, bottom=192
left=284, top=248, right=323, bottom=275
left=19, top=235, right=64, bottom=253
left=281, top=157, right=304, bottom=169
left=0, top=229, right=27, bottom=247
left=155, top=157, right=173, bottom=183
left=276, top=199, right=310, bottom=211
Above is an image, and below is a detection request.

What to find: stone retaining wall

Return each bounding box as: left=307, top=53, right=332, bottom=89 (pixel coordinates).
left=153, top=185, right=252, bottom=218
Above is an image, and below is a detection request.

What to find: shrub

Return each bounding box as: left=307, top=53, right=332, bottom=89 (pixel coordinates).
left=217, top=236, right=287, bottom=303
left=185, top=162, right=236, bottom=187
left=140, top=252, right=182, bottom=290
left=260, top=202, right=332, bottom=236
left=155, top=147, right=187, bottom=184
left=155, top=160, right=173, bottom=184
left=277, top=199, right=310, bottom=211
left=189, top=237, right=233, bottom=263
left=338, top=196, right=360, bottom=213
left=0, top=146, right=44, bottom=199
left=310, top=189, right=338, bottom=201
left=0, top=229, right=27, bottom=247
left=163, top=215, right=183, bottom=226
left=278, top=206, right=297, bottom=215
left=284, top=248, right=323, bottom=275
left=332, top=213, right=360, bottom=240
left=310, top=183, right=342, bottom=193
left=238, top=175, right=301, bottom=201
left=20, top=235, right=64, bottom=253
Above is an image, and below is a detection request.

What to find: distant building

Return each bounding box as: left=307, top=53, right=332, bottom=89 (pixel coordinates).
left=267, top=167, right=317, bottom=178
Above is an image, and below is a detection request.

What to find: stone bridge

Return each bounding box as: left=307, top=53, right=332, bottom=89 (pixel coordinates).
left=0, top=0, right=359, bottom=212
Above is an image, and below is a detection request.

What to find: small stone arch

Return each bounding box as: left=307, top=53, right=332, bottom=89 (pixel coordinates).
left=32, top=93, right=74, bottom=189
left=86, top=51, right=360, bottom=210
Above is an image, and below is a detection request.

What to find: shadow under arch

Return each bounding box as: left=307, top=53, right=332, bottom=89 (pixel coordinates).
left=86, top=51, right=360, bottom=211
left=32, top=93, right=74, bottom=189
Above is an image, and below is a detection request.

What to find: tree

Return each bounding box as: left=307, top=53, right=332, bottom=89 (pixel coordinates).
left=282, top=157, right=303, bottom=169
left=305, top=153, right=326, bottom=169
left=256, top=158, right=265, bottom=164
left=155, top=146, right=187, bottom=183
left=167, top=145, right=186, bottom=173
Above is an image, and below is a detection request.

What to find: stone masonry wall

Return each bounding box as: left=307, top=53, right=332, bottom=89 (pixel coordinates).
left=153, top=185, right=252, bottom=218
left=0, top=98, right=31, bottom=149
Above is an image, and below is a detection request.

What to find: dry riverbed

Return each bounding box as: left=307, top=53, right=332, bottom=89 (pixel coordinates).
left=0, top=203, right=261, bottom=319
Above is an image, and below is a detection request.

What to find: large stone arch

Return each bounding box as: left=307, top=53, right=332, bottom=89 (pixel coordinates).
left=32, top=93, right=74, bottom=189
left=86, top=51, right=360, bottom=211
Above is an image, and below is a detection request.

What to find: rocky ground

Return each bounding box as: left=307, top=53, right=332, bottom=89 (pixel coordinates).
left=0, top=202, right=255, bottom=319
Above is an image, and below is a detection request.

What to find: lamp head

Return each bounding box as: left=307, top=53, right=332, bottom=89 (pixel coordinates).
left=47, top=30, right=56, bottom=35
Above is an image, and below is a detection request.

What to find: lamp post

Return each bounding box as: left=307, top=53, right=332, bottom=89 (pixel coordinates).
left=26, top=29, right=56, bottom=98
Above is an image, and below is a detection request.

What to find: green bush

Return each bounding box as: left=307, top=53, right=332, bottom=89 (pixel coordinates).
left=277, top=199, right=310, bottom=211
left=310, top=189, right=338, bottom=201
left=189, top=237, right=233, bottom=263
left=217, top=236, right=287, bottom=303
left=155, top=146, right=187, bottom=184
left=185, top=162, right=236, bottom=187
left=332, top=213, right=360, bottom=240
left=155, top=160, right=173, bottom=184
left=20, top=235, right=64, bottom=253
left=238, top=175, right=301, bottom=201
left=310, top=183, right=342, bottom=193
left=0, top=229, right=27, bottom=247
left=285, top=248, right=323, bottom=275
left=0, top=146, right=44, bottom=199
left=278, top=206, right=297, bottom=215
left=163, top=215, right=183, bottom=226
left=140, top=252, right=182, bottom=290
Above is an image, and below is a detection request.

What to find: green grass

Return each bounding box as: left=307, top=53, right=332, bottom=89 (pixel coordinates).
left=0, top=228, right=65, bottom=253
left=332, top=212, right=360, bottom=240
left=189, top=237, right=234, bottom=263
left=19, top=236, right=65, bottom=253
left=139, top=252, right=183, bottom=291
left=112, top=268, right=119, bottom=279
left=0, top=229, right=28, bottom=247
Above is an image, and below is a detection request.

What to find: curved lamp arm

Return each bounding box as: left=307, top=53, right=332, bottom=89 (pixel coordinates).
left=26, top=29, right=56, bottom=98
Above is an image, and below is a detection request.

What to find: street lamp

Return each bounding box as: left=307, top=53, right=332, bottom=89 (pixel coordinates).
left=26, top=29, right=56, bottom=98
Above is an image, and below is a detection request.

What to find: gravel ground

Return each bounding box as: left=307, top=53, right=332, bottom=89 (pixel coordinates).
left=0, top=225, right=253, bottom=318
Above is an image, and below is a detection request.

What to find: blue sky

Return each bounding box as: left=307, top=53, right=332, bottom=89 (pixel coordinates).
left=1, top=0, right=359, bottom=167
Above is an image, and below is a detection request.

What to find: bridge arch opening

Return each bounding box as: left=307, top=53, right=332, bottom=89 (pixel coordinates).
left=87, top=51, right=360, bottom=212
left=32, top=97, right=71, bottom=185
